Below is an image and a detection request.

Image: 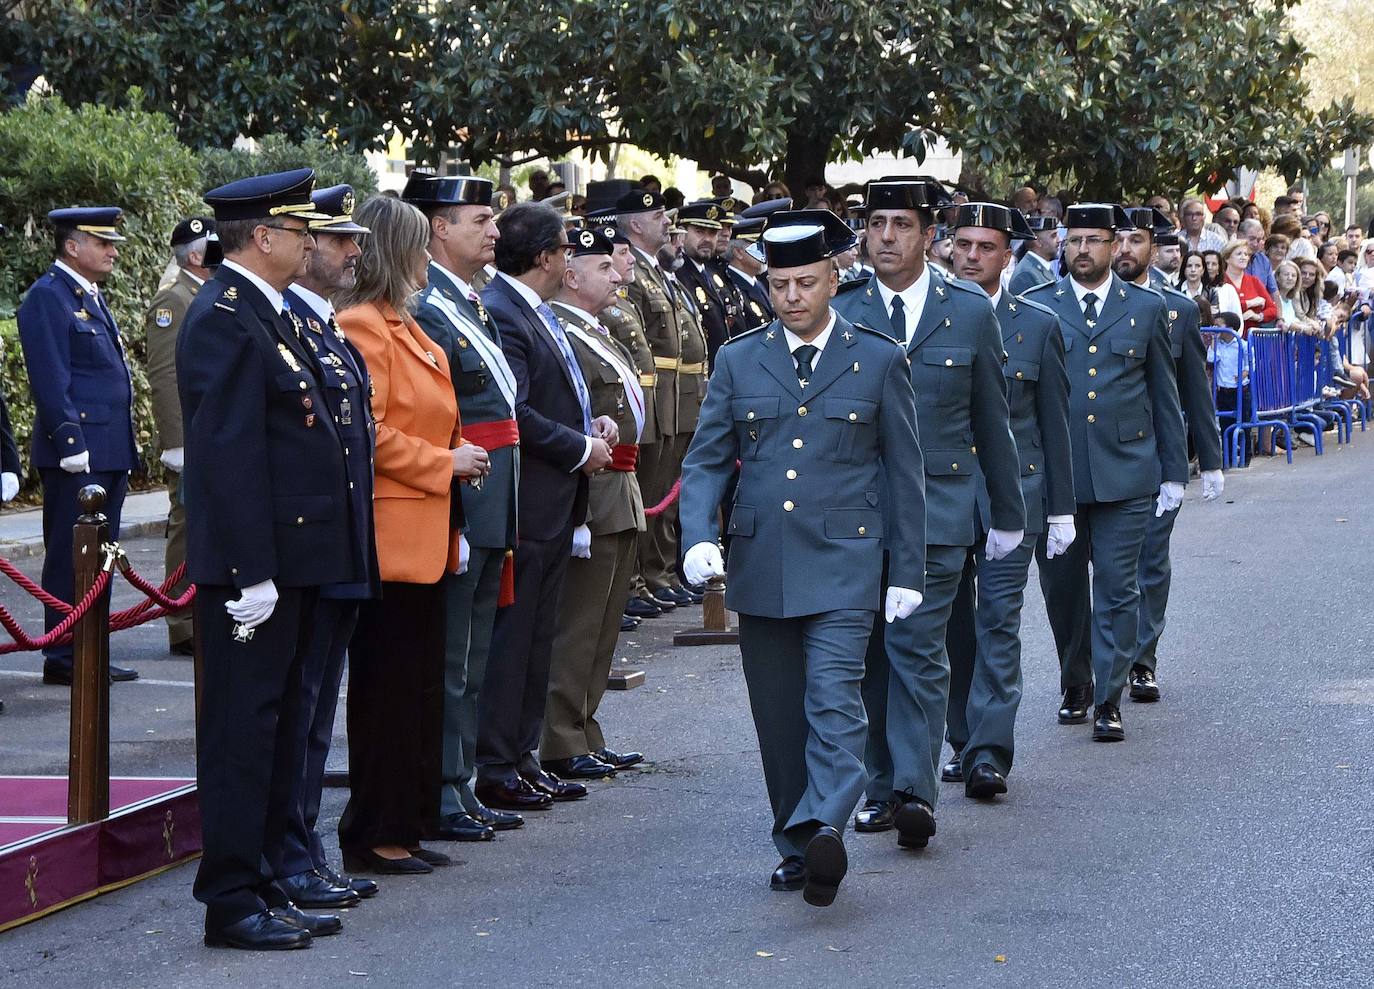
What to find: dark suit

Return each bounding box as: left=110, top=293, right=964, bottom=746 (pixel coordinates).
left=0, top=387, right=20, bottom=477
left=727, top=266, right=774, bottom=333
left=178, top=264, right=360, bottom=929
left=478, top=272, right=590, bottom=784
left=677, top=258, right=731, bottom=366
left=17, top=264, right=138, bottom=671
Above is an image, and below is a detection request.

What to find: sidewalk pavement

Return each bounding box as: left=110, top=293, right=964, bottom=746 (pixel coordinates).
left=0, top=488, right=171, bottom=560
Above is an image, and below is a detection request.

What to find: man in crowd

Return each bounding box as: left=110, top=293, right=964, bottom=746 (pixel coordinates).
left=1214, top=204, right=1241, bottom=241
left=1240, top=218, right=1279, bottom=295
left=1009, top=215, right=1060, bottom=294
left=680, top=208, right=925, bottom=907
left=675, top=200, right=732, bottom=362
left=834, top=177, right=1023, bottom=850
left=1152, top=229, right=1183, bottom=288
left=145, top=214, right=215, bottom=656
left=1179, top=198, right=1226, bottom=253
left=1025, top=203, right=1188, bottom=742
left=18, top=207, right=140, bottom=686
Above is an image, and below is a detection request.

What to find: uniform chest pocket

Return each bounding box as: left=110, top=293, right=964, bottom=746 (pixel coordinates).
left=1111, top=338, right=1147, bottom=365
left=823, top=397, right=877, bottom=463
left=274, top=370, right=320, bottom=414
left=1005, top=359, right=1040, bottom=384
left=919, top=347, right=972, bottom=404
left=732, top=396, right=779, bottom=460
left=70, top=318, right=105, bottom=367
left=453, top=344, right=490, bottom=396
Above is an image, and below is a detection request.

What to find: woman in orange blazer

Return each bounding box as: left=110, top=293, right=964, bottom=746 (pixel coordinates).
left=334, top=196, right=489, bottom=875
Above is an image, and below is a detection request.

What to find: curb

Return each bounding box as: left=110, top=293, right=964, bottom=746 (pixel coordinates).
left=0, top=518, right=168, bottom=561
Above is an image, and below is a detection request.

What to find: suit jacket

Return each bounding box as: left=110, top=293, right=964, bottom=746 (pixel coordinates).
left=1149, top=272, right=1223, bottom=474
left=988, top=292, right=1075, bottom=533
left=1024, top=273, right=1188, bottom=503
left=483, top=273, right=589, bottom=542
left=727, top=267, right=774, bottom=333
left=17, top=264, right=137, bottom=470
left=145, top=267, right=202, bottom=452
left=338, top=300, right=460, bottom=584
left=1008, top=251, right=1057, bottom=296
left=622, top=250, right=680, bottom=436
left=680, top=313, right=926, bottom=618
left=0, top=388, right=20, bottom=477
left=600, top=288, right=658, bottom=446
left=177, top=265, right=358, bottom=589
left=834, top=266, right=1024, bottom=546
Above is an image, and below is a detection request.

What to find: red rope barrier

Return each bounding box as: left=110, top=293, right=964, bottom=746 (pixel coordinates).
left=643, top=478, right=681, bottom=518
left=0, top=557, right=76, bottom=614
left=0, top=571, right=112, bottom=655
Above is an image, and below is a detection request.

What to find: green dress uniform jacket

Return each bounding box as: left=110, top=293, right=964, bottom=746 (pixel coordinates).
left=623, top=249, right=681, bottom=437
left=669, top=275, right=709, bottom=435
left=601, top=288, right=658, bottom=447
left=145, top=267, right=202, bottom=451
left=1008, top=250, right=1058, bottom=296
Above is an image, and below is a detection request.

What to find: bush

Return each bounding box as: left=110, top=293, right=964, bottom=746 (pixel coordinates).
left=197, top=135, right=379, bottom=202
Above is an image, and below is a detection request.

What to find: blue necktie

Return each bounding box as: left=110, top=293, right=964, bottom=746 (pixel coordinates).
left=537, top=304, right=593, bottom=434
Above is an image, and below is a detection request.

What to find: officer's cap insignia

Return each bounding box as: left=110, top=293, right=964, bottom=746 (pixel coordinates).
left=579, top=229, right=596, bottom=248
left=189, top=218, right=204, bottom=234
left=155, top=308, right=173, bottom=327
left=278, top=342, right=302, bottom=372
left=342, top=191, right=356, bottom=215
left=707, top=206, right=719, bottom=220
left=642, top=193, right=653, bottom=208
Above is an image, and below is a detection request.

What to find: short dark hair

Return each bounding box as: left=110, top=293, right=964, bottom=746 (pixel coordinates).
left=1214, top=311, right=1242, bottom=332
left=53, top=224, right=77, bottom=255
left=216, top=218, right=260, bottom=255
left=1274, top=195, right=1298, bottom=210
left=494, top=201, right=566, bottom=276
left=1338, top=249, right=1357, bottom=263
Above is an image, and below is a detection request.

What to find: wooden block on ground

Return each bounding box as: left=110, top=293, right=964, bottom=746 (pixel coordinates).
left=607, top=668, right=646, bottom=690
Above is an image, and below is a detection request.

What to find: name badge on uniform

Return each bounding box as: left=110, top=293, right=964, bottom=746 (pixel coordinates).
left=155, top=308, right=173, bottom=328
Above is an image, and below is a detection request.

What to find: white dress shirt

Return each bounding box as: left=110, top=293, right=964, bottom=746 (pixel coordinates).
left=875, top=266, right=932, bottom=343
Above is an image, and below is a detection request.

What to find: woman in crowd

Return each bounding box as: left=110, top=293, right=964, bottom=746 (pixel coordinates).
left=1275, top=260, right=1320, bottom=335
left=1218, top=239, right=1277, bottom=332
left=1295, top=258, right=1330, bottom=335
left=1180, top=250, right=1216, bottom=325
left=1202, top=249, right=1223, bottom=290
left=335, top=196, right=490, bottom=875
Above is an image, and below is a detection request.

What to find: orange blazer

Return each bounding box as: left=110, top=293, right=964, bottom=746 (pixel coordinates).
left=338, top=300, right=461, bottom=584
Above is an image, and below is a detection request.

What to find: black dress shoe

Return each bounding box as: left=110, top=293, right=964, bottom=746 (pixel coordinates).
left=941, top=748, right=964, bottom=783
left=647, top=587, right=679, bottom=610
left=204, top=909, right=311, bottom=950
left=596, top=747, right=645, bottom=770
left=894, top=795, right=937, bottom=849
left=409, top=846, right=453, bottom=867
left=625, top=596, right=663, bottom=618
left=42, top=663, right=139, bottom=685
left=672, top=583, right=704, bottom=604
left=318, top=864, right=378, bottom=899
left=769, top=855, right=805, bottom=892
left=1057, top=684, right=1093, bottom=724
left=1092, top=703, right=1125, bottom=742
left=475, top=778, right=554, bottom=811
left=471, top=803, right=524, bottom=830
left=279, top=869, right=361, bottom=909
left=620, top=614, right=640, bottom=632
left=341, top=848, right=432, bottom=875
left=522, top=769, right=588, bottom=801
left=274, top=902, right=342, bottom=936
left=169, top=639, right=195, bottom=656
left=802, top=826, right=847, bottom=907
left=431, top=812, right=495, bottom=842
left=964, top=763, right=1008, bottom=800
left=853, top=798, right=897, bottom=833
left=1128, top=666, right=1160, bottom=702
left=543, top=754, right=617, bottom=780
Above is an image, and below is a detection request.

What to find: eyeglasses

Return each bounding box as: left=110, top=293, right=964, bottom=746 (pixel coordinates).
left=263, top=224, right=313, bottom=238
left=1065, top=236, right=1111, bottom=249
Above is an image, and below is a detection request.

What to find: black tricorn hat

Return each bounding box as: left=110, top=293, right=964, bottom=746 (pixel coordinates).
left=1064, top=203, right=1133, bottom=232
left=760, top=209, right=858, bottom=269
left=1024, top=214, right=1058, bottom=233
left=1122, top=206, right=1174, bottom=239
left=951, top=202, right=1036, bottom=241
left=401, top=170, right=493, bottom=209
left=863, top=175, right=953, bottom=213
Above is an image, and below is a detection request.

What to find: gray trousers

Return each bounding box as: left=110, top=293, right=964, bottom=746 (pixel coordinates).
left=862, top=543, right=966, bottom=809
left=738, top=609, right=872, bottom=859
left=1038, top=497, right=1152, bottom=707
left=1133, top=503, right=1178, bottom=674
left=440, top=545, right=505, bottom=816
left=946, top=534, right=1035, bottom=777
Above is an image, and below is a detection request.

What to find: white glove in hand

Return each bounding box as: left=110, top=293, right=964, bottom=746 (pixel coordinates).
left=985, top=528, right=1024, bottom=561
left=159, top=447, right=184, bottom=473
left=1045, top=517, right=1076, bottom=558
left=571, top=524, right=592, bottom=559
left=1, top=472, right=18, bottom=502
left=885, top=586, right=923, bottom=623
left=682, top=541, right=725, bottom=586
left=224, top=579, right=278, bottom=630
left=59, top=451, right=90, bottom=474
left=1155, top=481, right=1185, bottom=517
left=1200, top=469, right=1224, bottom=502
left=456, top=533, right=470, bottom=576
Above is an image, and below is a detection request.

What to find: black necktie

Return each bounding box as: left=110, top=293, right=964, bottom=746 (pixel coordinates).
left=1082, top=292, right=1099, bottom=323
left=794, top=344, right=818, bottom=386
left=889, top=295, right=906, bottom=342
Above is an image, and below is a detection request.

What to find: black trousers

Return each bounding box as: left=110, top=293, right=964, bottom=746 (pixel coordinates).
left=193, top=584, right=318, bottom=929
left=477, top=522, right=575, bottom=784
left=338, top=581, right=445, bottom=852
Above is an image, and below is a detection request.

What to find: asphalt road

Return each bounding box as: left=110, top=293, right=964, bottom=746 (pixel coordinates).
left=1, top=441, right=1371, bottom=987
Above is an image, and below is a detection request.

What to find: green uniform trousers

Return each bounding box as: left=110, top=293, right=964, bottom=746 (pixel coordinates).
left=165, top=477, right=193, bottom=646
left=1132, top=502, right=1178, bottom=674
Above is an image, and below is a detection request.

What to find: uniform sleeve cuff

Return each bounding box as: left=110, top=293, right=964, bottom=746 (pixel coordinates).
left=1047, top=514, right=1075, bottom=525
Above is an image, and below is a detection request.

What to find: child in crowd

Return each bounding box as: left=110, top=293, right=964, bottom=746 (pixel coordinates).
left=1207, top=312, right=1255, bottom=458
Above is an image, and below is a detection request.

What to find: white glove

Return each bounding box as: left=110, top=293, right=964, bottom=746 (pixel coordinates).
left=456, top=533, right=470, bottom=576
left=1155, top=481, right=1185, bottom=517
left=1, top=472, right=18, bottom=502
left=224, top=578, right=278, bottom=630
left=1045, top=516, right=1076, bottom=558
left=1200, top=469, right=1224, bottom=502
left=885, top=586, right=923, bottom=623
left=571, top=524, right=592, bottom=559
left=159, top=447, right=184, bottom=473
left=985, top=528, right=1025, bottom=561
left=683, top=541, right=725, bottom=586
left=59, top=451, right=91, bottom=474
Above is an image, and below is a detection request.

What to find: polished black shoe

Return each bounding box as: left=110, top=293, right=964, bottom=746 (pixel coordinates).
left=770, top=855, right=805, bottom=892
left=940, top=748, right=964, bottom=783
left=1128, top=666, right=1160, bottom=703
left=471, top=803, right=524, bottom=830
left=169, top=639, right=195, bottom=656
left=522, top=768, right=588, bottom=802
left=596, top=747, right=645, bottom=770
left=853, top=798, right=898, bottom=833
left=802, top=826, right=847, bottom=907
left=626, top=595, right=663, bottom=618
left=894, top=795, right=937, bottom=849
left=274, top=902, right=342, bottom=936
left=543, top=754, right=617, bottom=780
left=1057, top=684, right=1093, bottom=724
left=647, top=587, right=680, bottom=610
left=341, top=848, right=432, bottom=875
left=1092, top=703, right=1125, bottom=742
left=279, top=869, right=361, bottom=909
left=42, top=663, right=139, bottom=685
left=204, top=909, right=311, bottom=950
left=431, top=812, right=495, bottom=842
left=409, top=846, right=454, bottom=867
left=672, top=583, right=704, bottom=604
left=964, top=763, right=1008, bottom=800
left=620, top=614, right=641, bottom=632
left=475, top=777, right=554, bottom=811
left=318, top=864, right=377, bottom=899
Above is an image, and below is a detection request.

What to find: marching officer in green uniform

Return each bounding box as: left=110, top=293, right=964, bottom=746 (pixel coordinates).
left=942, top=203, right=1076, bottom=799
left=1116, top=207, right=1224, bottom=703
left=833, top=177, right=1024, bottom=849
left=1008, top=215, right=1060, bottom=295
left=1024, top=203, right=1189, bottom=742
left=679, top=209, right=925, bottom=908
